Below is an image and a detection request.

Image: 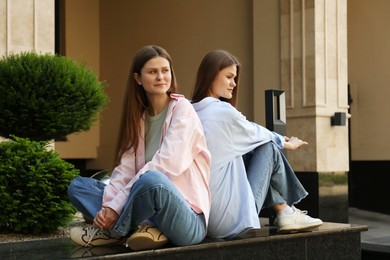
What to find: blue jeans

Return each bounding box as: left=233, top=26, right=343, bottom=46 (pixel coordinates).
left=244, top=142, right=308, bottom=214
left=68, top=170, right=206, bottom=246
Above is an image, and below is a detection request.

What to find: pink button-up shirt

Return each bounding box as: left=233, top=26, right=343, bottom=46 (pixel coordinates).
left=102, top=94, right=211, bottom=226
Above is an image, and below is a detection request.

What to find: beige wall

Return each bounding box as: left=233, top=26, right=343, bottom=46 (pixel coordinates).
left=54, top=0, right=101, bottom=160
left=3, top=0, right=388, bottom=174
left=1, top=0, right=274, bottom=170
left=253, top=0, right=281, bottom=125
left=348, top=0, right=390, bottom=160
left=5, top=0, right=387, bottom=174
left=89, top=0, right=257, bottom=169
left=58, top=0, right=352, bottom=173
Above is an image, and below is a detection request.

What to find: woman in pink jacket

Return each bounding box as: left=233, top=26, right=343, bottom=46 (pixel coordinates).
left=68, top=45, right=211, bottom=251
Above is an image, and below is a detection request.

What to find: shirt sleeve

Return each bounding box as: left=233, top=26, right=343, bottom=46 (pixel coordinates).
left=102, top=149, right=138, bottom=214
left=203, top=102, right=283, bottom=170
left=271, top=131, right=285, bottom=149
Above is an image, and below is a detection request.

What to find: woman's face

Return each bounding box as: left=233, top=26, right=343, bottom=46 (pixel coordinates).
left=134, top=57, right=172, bottom=97
left=209, top=65, right=237, bottom=99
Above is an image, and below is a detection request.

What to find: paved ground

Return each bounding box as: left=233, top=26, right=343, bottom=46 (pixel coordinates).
left=349, top=207, right=390, bottom=254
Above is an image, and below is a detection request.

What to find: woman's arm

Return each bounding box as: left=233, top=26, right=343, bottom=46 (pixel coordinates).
left=101, top=148, right=139, bottom=217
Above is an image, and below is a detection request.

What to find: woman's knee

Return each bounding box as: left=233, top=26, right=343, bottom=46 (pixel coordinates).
left=67, top=176, right=86, bottom=197
left=131, top=170, right=174, bottom=197
left=139, top=170, right=169, bottom=184
left=258, top=141, right=276, bottom=151
left=251, top=142, right=274, bottom=159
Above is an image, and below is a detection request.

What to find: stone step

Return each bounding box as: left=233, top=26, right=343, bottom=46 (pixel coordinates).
left=0, top=221, right=367, bottom=260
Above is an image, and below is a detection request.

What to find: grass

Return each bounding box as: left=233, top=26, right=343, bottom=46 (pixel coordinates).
left=319, top=172, right=348, bottom=187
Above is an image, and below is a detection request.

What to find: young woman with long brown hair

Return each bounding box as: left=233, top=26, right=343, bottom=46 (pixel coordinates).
left=68, top=45, right=211, bottom=251
left=192, top=50, right=322, bottom=238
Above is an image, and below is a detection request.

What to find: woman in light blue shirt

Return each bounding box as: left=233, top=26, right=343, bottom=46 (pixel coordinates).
left=191, top=50, right=322, bottom=238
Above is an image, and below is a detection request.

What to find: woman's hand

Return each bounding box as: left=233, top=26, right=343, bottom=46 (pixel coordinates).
left=283, top=136, right=308, bottom=150
left=93, top=206, right=119, bottom=230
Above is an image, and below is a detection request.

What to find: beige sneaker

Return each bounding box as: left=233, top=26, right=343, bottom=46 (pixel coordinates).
left=70, top=226, right=124, bottom=247
left=126, top=224, right=168, bottom=251
left=274, top=206, right=323, bottom=233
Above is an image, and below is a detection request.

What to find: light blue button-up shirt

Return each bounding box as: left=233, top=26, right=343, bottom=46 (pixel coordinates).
left=193, top=97, right=283, bottom=238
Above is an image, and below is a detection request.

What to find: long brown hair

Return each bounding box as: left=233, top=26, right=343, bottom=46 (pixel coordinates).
left=191, top=50, right=241, bottom=107
left=116, top=45, right=177, bottom=165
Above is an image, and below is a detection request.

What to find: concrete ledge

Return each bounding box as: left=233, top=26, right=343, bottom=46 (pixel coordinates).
left=82, top=223, right=366, bottom=260
left=0, top=222, right=367, bottom=259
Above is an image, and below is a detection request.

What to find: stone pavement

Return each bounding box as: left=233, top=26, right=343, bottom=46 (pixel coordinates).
left=348, top=207, right=390, bottom=255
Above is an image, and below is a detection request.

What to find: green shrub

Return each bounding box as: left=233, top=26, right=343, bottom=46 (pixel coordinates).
left=0, top=136, right=79, bottom=234
left=0, top=52, right=108, bottom=141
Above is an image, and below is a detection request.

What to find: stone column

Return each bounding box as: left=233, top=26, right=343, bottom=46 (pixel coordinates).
left=280, top=0, right=349, bottom=173
left=0, top=0, right=54, bottom=56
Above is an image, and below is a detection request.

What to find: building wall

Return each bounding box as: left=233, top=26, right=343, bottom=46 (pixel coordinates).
left=348, top=0, right=390, bottom=161
left=56, top=0, right=352, bottom=174
left=54, top=0, right=101, bottom=160
left=253, top=0, right=281, bottom=125
left=1, top=0, right=387, bottom=214
left=78, top=0, right=260, bottom=169
left=348, top=0, right=390, bottom=214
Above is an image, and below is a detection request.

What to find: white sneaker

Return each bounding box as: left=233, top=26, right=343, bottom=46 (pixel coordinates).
left=70, top=226, right=124, bottom=247
left=274, top=206, right=323, bottom=233
left=126, top=224, right=168, bottom=251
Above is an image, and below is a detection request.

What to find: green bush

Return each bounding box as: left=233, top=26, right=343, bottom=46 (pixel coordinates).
left=0, top=52, right=108, bottom=141
left=0, top=136, right=79, bottom=234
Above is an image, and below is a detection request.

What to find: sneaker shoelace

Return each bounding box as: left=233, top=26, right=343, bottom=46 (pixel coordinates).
left=274, top=207, right=308, bottom=226
left=137, top=224, right=149, bottom=233
left=292, top=206, right=308, bottom=215
left=84, top=226, right=104, bottom=247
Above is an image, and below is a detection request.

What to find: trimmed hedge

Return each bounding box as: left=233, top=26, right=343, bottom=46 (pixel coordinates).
left=0, top=52, right=108, bottom=141
left=0, top=136, right=79, bottom=234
